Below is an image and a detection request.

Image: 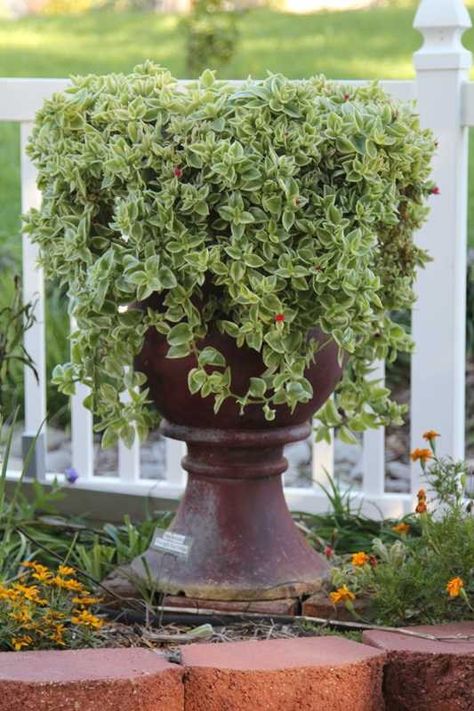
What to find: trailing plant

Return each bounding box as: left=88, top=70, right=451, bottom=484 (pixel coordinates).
left=183, top=0, right=240, bottom=77
left=329, top=431, right=474, bottom=625
left=25, top=64, right=435, bottom=447
left=0, top=561, right=105, bottom=651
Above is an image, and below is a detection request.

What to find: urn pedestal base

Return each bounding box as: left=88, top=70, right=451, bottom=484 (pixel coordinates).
left=131, top=419, right=329, bottom=602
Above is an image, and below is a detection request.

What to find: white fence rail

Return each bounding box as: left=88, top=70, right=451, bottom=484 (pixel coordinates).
left=1, top=0, right=472, bottom=519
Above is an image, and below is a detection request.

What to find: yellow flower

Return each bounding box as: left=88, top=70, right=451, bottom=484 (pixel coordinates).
left=71, top=609, right=104, bottom=629
left=52, top=576, right=84, bottom=592
left=423, top=430, right=440, bottom=441
left=22, top=561, right=50, bottom=576
left=329, top=585, right=356, bottom=605
left=50, top=624, right=66, bottom=646
left=58, top=565, right=76, bottom=578
left=11, top=635, right=33, bottom=651
left=351, top=551, right=370, bottom=567
left=410, top=448, right=433, bottom=464
left=43, top=609, right=67, bottom=623
left=392, top=522, right=410, bottom=535
left=0, top=585, right=18, bottom=602
left=10, top=607, right=32, bottom=625
left=32, top=569, right=53, bottom=583
left=446, top=577, right=464, bottom=598
left=72, top=595, right=102, bottom=607
left=11, top=584, right=47, bottom=605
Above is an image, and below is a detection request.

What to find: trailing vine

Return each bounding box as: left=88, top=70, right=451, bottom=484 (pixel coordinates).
left=25, top=63, right=435, bottom=447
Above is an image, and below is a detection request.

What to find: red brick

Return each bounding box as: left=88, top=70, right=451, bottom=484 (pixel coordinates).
left=0, top=647, right=183, bottom=711
left=363, top=621, right=474, bottom=710
left=182, top=635, right=385, bottom=711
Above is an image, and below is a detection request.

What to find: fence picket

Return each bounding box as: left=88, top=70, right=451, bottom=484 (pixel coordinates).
left=70, top=382, right=94, bottom=481
left=411, top=0, right=471, bottom=495
left=362, top=361, right=386, bottom=497
left=20, top=122, right=47, bottom=479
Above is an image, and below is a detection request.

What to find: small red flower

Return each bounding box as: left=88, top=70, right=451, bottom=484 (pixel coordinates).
left=274, top=313, right=285, bottom=323
left=368, top=555, right=378, bottom=568
left=173, top=167, right=183, bottom=178
left=430, top=186, right=440, bottom=195
left=343, top=93, right=350, bottom=101
left=324, top=545, right=334, bottom=559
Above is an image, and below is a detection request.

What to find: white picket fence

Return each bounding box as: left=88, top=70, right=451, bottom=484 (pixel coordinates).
left=2, top=0, right=472, bottom=519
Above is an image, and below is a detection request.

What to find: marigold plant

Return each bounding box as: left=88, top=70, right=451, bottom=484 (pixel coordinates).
left=329, top=433, right=474, bottom=625
left=0, top=562, right=104, bottom=651
left=25, top=63, right=435, bottom=447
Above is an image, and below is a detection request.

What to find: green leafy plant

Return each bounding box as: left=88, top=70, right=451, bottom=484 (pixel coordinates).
left=183, top=0, right=240, bottom=77
left=329, top=433, right=474, bottom=625
left=25, top=64, right=435, bottom=447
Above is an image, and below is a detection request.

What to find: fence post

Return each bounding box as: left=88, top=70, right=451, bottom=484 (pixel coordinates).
left=20, top=122, right=47, bottom=481
left=411, top=0, right=471, bottom=492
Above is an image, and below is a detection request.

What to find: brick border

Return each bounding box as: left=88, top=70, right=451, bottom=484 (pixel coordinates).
left=363, top=621, right=474, bottom=711
left=0, top=647, right=184, bottom=711
left=0, top=625, right=473, bottom=711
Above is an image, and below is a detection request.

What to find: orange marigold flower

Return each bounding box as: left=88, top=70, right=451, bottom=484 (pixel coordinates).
left=415, top=500, right=428, bottom=514
left=423, top=430, right=440, bottom=441
left=417, top=489, right=426, bottom=500
left=329, top=585, right=356, bottom=605
left=351, top=551, right=370, bottom=567
left=71, top=609, right=104, bottom=629
left=410, top=448, right=433, bottom=464
left=446, top=577, right=464, bottom=598
left=392, top=522, right=410, bottom=535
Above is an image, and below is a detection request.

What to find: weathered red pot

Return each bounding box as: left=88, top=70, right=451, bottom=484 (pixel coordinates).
left=131, top=324, right=343, bottom=601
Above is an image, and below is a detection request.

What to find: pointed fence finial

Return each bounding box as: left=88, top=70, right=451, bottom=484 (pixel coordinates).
left=414, top=0, right=472, bottom=69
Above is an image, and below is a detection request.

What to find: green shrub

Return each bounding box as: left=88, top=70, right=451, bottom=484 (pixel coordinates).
left=184, top=0, right=240, bottom=77
left=25, top=64, right=435, bottom=447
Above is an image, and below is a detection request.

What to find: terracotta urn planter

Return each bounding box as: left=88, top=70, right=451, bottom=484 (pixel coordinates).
left=131, top=321, right=343, bottom=602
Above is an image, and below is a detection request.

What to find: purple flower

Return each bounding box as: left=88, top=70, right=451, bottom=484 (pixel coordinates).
left=64, top=467, right=79, bottom=484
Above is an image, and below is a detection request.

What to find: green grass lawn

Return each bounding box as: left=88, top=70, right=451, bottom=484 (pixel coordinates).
left=1, top=2, right=473, bottom=255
